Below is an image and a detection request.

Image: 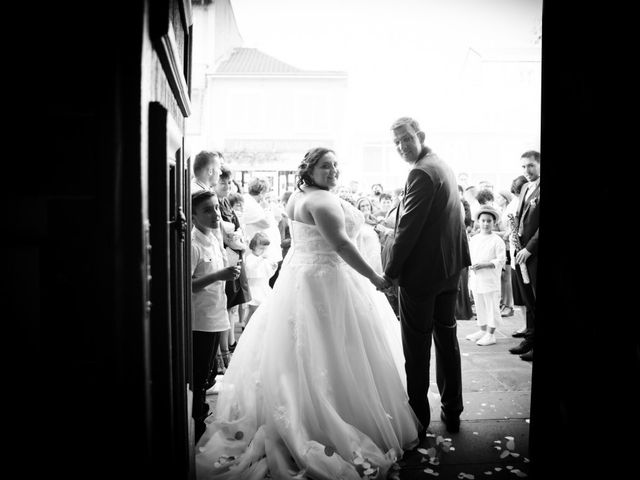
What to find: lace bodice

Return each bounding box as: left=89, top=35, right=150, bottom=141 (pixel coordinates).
left=287, top=199, right=364, bottom=264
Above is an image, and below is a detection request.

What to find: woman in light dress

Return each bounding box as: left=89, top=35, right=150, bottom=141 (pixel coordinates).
left=195, top=148, right=420, bottom=480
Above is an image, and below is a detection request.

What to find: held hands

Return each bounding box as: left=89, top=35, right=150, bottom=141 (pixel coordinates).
left=370, top=273, right=397, bottom=294
left=370, top=274, right=389, bottom=291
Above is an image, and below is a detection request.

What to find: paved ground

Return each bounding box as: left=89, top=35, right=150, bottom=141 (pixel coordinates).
left=207, top=308, right=532, bottom=479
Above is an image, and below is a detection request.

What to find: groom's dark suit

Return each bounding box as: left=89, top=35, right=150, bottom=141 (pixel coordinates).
left=512, top=180, right=540, bottom=347
left=385, top=149, right=471, bottom=431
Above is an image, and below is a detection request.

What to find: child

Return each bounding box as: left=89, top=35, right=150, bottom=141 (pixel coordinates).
left=190, top=190, right=241, bottom=441
left=243, top=231, right=278, bottom=326
left=465, top=204, right=506, bottom=346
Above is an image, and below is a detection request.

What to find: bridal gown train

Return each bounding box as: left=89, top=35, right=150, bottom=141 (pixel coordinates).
left=195, top=200, right=420, bottom=480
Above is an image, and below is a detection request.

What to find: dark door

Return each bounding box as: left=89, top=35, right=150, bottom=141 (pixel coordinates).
left=148, top=103, right=194, bottom=478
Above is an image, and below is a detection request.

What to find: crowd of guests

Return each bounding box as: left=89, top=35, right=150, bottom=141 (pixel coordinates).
left=188, top=147, right=540, bottom=441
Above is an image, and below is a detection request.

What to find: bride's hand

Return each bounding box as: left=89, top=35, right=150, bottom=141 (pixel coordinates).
left=370, top=273, right=389, bottom=291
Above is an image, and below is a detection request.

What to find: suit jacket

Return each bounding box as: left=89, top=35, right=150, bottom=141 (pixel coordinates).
left=516, top=181, right=540, bottom=255
left=385, top=151, right=471, bottom=296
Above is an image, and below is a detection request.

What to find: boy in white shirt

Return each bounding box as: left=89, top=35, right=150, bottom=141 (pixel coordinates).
left=465, top=204, right=506, bottom=346
left=190, top=190, right=241, bottom=441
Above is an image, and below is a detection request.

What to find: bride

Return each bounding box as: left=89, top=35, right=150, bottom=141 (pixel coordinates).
left=195, top=148, right=420, bottom=479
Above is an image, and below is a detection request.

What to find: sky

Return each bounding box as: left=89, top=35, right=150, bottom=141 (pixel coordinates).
left=228, top=0, right=543, bottom=186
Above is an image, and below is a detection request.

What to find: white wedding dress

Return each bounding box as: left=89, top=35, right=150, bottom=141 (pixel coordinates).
left=195, top=200, right=420, bottom=480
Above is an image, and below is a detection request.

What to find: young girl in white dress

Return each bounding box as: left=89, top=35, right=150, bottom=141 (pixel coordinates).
left=243, top=231, right=278, bottom=327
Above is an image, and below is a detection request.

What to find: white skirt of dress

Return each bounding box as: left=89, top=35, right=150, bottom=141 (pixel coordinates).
left=195, top=254, right=420, bottom=479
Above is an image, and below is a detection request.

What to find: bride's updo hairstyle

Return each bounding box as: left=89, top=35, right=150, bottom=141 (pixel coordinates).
left=296, top=147, right=335, bottom=191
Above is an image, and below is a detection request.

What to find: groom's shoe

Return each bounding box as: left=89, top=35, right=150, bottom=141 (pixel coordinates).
left=440, top=411, right=460, bottom=433
left=509, top=340, right=533, bottom=355
left=520, top=349, right=533, bottom=362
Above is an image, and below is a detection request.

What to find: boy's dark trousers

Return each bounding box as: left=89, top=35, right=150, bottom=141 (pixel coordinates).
left=192, top=330, right=222, bottom=442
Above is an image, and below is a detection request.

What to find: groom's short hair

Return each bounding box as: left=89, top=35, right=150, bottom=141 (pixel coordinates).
left=391, top=117, right=422, bottom=134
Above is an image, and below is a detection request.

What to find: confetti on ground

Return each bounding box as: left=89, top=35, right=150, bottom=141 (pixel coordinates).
left=506, top=466, right=513, bottom=470
left=506, top=438, right=515, bottom=451
left=523, top=457, right=530, bottom=463
left=424, top=468, right=439, bottom=476
left=484, top=472, right=493, bottom=476
left=473, top=432, right=479, bottom=435
left=457, top=473, right=475, bottom=479
left=511, top=469, right=528, bottom=477
left=500, top=450, right=510, bottom=459
left=494, top=467, right=502, bottom=472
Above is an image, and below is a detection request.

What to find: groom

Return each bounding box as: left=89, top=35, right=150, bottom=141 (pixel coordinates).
left=383, top=117, right=471, bottom=436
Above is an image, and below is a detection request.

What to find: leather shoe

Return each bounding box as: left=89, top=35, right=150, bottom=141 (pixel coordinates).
left=440, top=411, right=460, bottom=433
left=512, top=330, right=527, bottom=338
left=509, top=341, right=533, bottom=355
left=520, top=350, right=533, bottom=361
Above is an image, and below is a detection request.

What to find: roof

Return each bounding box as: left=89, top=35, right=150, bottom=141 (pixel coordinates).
left=213, top=48, right=346, bottom=77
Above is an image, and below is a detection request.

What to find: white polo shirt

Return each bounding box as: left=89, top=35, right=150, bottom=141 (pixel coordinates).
left=191, top=227, right=230, bottom=332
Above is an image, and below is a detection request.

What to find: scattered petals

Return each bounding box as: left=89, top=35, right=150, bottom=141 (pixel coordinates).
left=494, top=467, right=502, bottom=472
left=364, top=468, right=376, bottom=475
left=473, top=432, right=479, bottom=435
left=506, top=439, right=515, bottom=451
left=500, top=450, right=510, bottom=459
left=511, top=469, right=528, bottom=477
left=493, top=440, right=502, bottom=444
left=484, top=472, right=493, bottom=476
left=417, top=448, right=430, bottom=455
left=354, top=456, right=364, bottom=465
left=506, top=465, right=513, bottom=470
left=510, top=452, right=520, bottom=458
left=436, top=435, right=444, bottom=445
left=523, top=457, right=530, bottom=463
left=429, top=457, right=440, bottom=466
left=457, top=473, right=475, bottom=479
